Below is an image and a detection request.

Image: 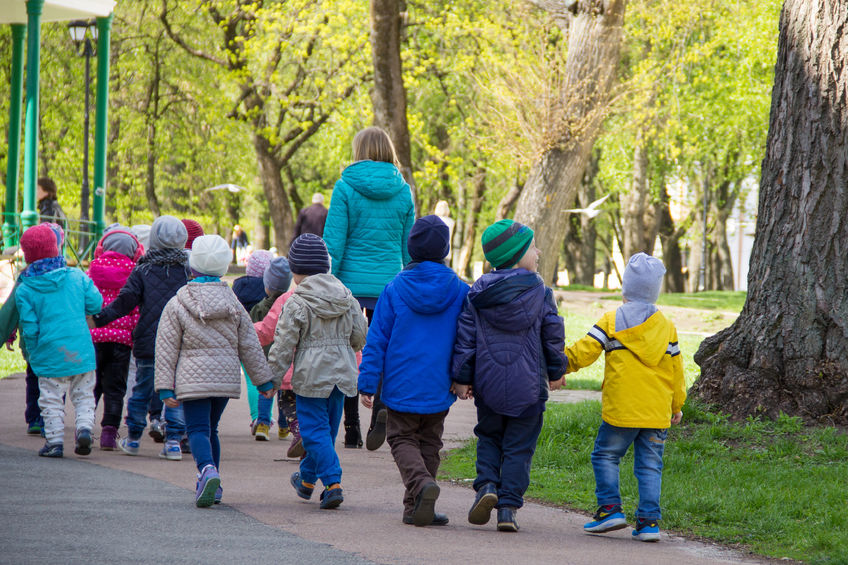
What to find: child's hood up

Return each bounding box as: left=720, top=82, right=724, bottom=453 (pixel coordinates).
left=394, top=262, right=467, bottom=314
left=612, top=310, right=675, bottom=368
left=294, top=273, right=356, bottom=319
left=340, top=160, right=409, bottom=200
left=467, top=268, right=546, bottom=332
left=177, top=282, right=242, bottom=322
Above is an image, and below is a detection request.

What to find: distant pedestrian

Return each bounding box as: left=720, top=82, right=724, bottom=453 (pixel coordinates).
left=231, top=224, right=250, bottom=265
left=291, top=193, right=328, bottom=244
left=433, top=200, right=455, bottom=261
left=37, top=177, right=67, bottom=230
left=566, top=253, right=685, bottom=542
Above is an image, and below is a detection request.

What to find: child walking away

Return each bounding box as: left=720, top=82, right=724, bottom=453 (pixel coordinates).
left=93, top=216, right=190, bottom=460
left=16, top=225, right=103, bottom=457
left=155, top=235, right=278, bottom=507
left=88, top=228, right=144, bottom=450
left=359, top=216, right=469, bottom=526
left=567, top=253, right=685, bottom=542
left=452, top=219, right=567, bottom=532
left=268, top=234, right=367, bottom=509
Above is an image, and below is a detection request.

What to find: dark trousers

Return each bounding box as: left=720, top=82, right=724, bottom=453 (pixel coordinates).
left=344, top=307, right=386, bottom=429
left=24, top=363, right=42, bottom=425
left=93, top=342, right=132, bottom=428
left=387, top=409, right=448, bottom=515
left=473, top=402, right=544, bottom=509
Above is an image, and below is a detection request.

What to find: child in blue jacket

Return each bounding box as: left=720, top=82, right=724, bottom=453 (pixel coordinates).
left=359, top=216, right=469, bottom=527
left=16, top=224, right=103, bottom=457
left=451, top=219, right=567, bottom=532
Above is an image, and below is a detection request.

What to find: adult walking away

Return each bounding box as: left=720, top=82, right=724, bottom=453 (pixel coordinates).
left=37, top=177, right=67, bottom=230
left=231, top=224, right=250, bottom=265
left=323, top=127, right=415, bottom=450
left=291, top=193, right=328, bottom=244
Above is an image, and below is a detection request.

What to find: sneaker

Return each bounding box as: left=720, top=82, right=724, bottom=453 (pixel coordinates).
left=180, top=437, right=191, bottom=454
left=412, top=482, right=440, bottom=527
left=254, top=423, right=270, bottom=441
left=403, top=512, right=449, bottom=526
left=344, top=424, right=362, bottom=448
left=214, top=485, right=223, bottom=505
left=195, top=465, right=221, bottom=508
left=278, top=424, right=290, bottom=439
left=74, top=428, right=92, bottom=456
left=119, top=437, right=140, bottom=456
left=26, top=421, right=43, bottom=435
left=365, top=409, right=387, bottom=451
left=584, top=504, right=628, bottom=534
left=468, top=483, right=498, bottom=525
left=319, top=485, right=344, bottom=509
left=497, top=507, right=519, bottom=532
left=632, top=517, right=661, bottom=542
left=250, top=419, right=258, bottom=437
left=290, top=471, right=314, bottom=500
left=38, top=442, right=63, bottom=458
left=148, top=419, right=165, bottom=443
left=100, top=425, right=118, bottom=450
left=159, top=440, right=182, bottom=461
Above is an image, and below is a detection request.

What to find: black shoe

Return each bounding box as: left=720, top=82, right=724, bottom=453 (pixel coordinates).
left=365, top=409, right=387, bottom=451
left=468, top=483, right=498, bottom=525
left=344, top=424, right=362, bottom=448
left=411, top=482, right=440, bottom=527
left=403, top=512, right=449, bottom=526
left=497, top=507, right=519, bottom=532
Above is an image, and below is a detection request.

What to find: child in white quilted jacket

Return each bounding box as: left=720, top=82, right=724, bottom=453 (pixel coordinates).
left=155, top=235, right=280, bottom=507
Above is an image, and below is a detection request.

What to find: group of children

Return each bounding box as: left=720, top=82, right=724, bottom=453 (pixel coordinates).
left=7, top=210, right=685, bottom=541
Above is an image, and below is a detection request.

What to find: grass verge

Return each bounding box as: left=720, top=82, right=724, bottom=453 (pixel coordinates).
left=598, top=291, right=747, bottom=312
left=0, top=344, right=27, bottom=379
left=440, top=400, right=848, bottom=564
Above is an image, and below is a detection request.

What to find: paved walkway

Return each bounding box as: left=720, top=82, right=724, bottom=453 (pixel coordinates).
left=0, top=372, right=768, bottom=565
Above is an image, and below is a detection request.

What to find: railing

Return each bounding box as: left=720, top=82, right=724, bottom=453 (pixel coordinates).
left=1, top=212, right=98, bottom=268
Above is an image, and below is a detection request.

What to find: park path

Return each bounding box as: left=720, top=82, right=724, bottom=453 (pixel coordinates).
left=0, top=372, right=771, bottom=565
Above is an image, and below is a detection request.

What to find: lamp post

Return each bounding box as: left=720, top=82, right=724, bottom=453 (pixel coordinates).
left=68, top=20, right=98, bottom=252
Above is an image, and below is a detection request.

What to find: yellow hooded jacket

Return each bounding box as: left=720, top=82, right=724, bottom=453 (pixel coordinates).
left=565, top=310, right=685, bottom=429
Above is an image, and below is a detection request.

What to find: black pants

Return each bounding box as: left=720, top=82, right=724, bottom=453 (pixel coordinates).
left=93, top=342, right=132, bottom=428
left=25, top=363, right=42, bottom=425
left=344, top=307, right=385, bottom=430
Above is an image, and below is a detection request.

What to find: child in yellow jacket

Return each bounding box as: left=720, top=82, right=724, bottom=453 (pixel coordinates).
left=565, top=253, right=685, bottom=542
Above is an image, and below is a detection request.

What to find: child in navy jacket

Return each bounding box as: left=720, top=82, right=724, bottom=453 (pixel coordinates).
left=451, top=219, right=567, bottom=532
left=359, top=216, right=469, bottom=527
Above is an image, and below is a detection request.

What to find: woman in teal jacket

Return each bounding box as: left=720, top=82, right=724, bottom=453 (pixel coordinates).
left=323, top=126, right=415, bottom=450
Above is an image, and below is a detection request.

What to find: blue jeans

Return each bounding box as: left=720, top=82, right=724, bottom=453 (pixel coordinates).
left=125, top=358, right=185, bottom=441
left=296, top=387, right=344, bottom=487
left=473, top=402, right=544, bottom=509
left=183, top=397, right=229, bottom=473
left=591, top=422, right=667, bottom=520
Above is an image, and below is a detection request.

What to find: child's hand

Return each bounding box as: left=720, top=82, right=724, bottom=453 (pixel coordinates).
left=163, top=398, right=181, bottom=408
left=671, top=411, right=683, bottom=425
left=549, top=377, right=565, bottom=391
left=451, top=383, right=472, bottom=400
left=86, top=316, right=96, bottom=329
left=360, top=394, right=373, bottom=409
left=260, top=388, right=277, bottom=399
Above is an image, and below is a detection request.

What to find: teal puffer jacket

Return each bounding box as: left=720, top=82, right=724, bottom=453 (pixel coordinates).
left=323, top=160, right=415, bottom=298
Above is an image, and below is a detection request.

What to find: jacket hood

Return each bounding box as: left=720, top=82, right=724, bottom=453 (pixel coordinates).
left=469, top=268, right=545, bottom=331
left=20, top=267, right=69, bottom=291
left=613, top=310, right=673, bottom=367
left=394, top=262, right=465, bottom=314
left=340, top=160, right=409, bottom=200
left=177, top=282, right=242, bottom=322
left=295, top=273, right=355, bottom=319
left=88, top=251, right=136, bottom=290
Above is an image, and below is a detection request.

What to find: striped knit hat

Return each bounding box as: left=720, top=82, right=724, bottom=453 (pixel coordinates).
left=287, top=233, right=330, bottom=275
left=481, top=219, right=534, bottom=269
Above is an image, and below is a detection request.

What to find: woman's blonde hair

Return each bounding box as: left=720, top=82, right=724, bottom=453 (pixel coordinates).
left=353, top=127, right=399, bottom=166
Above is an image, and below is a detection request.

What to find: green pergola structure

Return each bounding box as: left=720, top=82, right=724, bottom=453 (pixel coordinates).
left=2, top=0, right=116, bottom=253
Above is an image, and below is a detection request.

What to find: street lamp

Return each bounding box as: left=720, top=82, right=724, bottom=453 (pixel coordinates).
left=67, top=20, right=98, bottom=253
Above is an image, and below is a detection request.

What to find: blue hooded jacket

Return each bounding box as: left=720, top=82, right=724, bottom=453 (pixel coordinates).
left=323, top=160, right=415, bottom=299
left=16, top=267, right=103, bottom=378
left=359, top=261, right=469, bottom=414
left=451, top=268, right=567, bottom=417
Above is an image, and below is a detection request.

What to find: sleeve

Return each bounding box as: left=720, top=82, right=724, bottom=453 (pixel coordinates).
left=94, top=268, right=142, bottom=327
left=357, top=288, right=393, bottom=395
left=254, top=295, right=285, bottom=346
left=0, top=280, right=21, bottom=342
left=267, top=299, right=303, bottom=378
left=15, top=288, right=40, bottom=352
left=154, top=298, right=182, bottom=393
left=401, top=197, right=415, bottom=266
left=450, top=299, right=476, bottom=384
left=82, top=273, right=104, bottom=315
left=349, top=300, right=368, bottom=353
left=670, top=325, right=686, bottom=413
left=323, top=182, right=349, bottom=276
left=238, top=307, right=278, bottom=390
left=541, top=287, right=568, bottom=380
left=564, top=316, right=607, bottom=374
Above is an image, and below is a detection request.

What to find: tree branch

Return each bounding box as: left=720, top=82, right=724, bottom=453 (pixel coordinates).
left=160, top=0, right=227, bottom=66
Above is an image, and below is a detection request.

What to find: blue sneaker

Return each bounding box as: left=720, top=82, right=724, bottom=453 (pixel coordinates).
left=159, top=440, right=182, bottom=461
left=584, top=504, right=628, bottom=533
left=214, top=485, right=223, bottom=505
left=632, top=517, right=660, bottom=542
left=74, top=428, right=92, bottom=456
left=319, top=485, right=344, bottom=509
left=195, top=465, right=221, bottom=508
left=38, top=442, right=63, bottom=458
left=119, top=437, right=140, bottom=456
left=290, top=471, right=314, bottom=500
left=27, top=421, right=43, bottom=435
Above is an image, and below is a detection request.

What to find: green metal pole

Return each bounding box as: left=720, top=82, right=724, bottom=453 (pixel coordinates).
left=92, top=14, right=113, bottom=242
left=3, top=24, right=26, bottom=248
left=20, top=0, right=45, bottom=232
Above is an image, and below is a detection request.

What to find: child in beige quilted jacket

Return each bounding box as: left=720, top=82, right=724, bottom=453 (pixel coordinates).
left=155, top=235, right=280, bottom=507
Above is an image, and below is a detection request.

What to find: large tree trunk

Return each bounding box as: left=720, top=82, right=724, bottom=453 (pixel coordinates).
left=253, top=132, right=294, bottom=253
left=693, top=0, right=848, bottom=424
left=455, top=170, right=487, bottom=278
left=514, top=0, right=626, bottom=283
left=564, top=150, right=600, bottom=285
left=621, top=135, right=654, bottom=259
left=370, top=0, right=417, bottom=209
left=658, top=187, right=688, bottom=293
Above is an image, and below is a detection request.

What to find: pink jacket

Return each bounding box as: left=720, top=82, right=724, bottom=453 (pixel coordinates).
left=88, top=250, right=140, bottom=346
left=255, top=290, right=296, bottom=389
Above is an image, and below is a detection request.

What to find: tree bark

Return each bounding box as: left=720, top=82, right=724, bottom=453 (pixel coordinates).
left=693, top=0, right=848, bottom=424
left=455, top=170, right=487, bottom=278
left=514, top=0, right=626, bottom=284
left=658, top=187, right=688, bottom=293
left=564, top=150, right=600, bottom=285
left=253, top=132, right=293, bottom=253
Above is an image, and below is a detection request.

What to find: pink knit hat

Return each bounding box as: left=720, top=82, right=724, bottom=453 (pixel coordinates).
left=246, top=250, right=274, bottom=278
left=20, top=224, right=59, bottom=264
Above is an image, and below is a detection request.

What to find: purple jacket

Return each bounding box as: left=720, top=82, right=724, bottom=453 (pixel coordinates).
left=451, top=268, right=567, bottom=417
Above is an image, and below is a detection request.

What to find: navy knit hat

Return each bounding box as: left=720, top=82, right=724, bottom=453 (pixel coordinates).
left=408, top=215, right=450, bottom=262
left=287, top=233, right=330, bottom=275
left=263, top=257, right=292, bottom=292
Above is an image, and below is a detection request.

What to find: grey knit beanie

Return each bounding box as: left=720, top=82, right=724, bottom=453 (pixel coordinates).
left=263, top=257, right=292, bottom=292
left=102, top=231, right=139, bottom=259
left=621, top=252, right=666, bottom=304
left=149, top=215, right=188, bottom=250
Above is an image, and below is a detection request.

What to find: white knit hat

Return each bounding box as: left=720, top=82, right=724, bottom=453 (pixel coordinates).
left=189, top=235, right=231, bottom=277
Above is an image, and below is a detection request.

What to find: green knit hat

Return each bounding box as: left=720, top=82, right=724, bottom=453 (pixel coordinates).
left=481, top=219, right=535, bottom=269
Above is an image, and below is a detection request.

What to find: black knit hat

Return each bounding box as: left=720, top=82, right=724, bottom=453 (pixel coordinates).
left=288, top=233, right=330, bottom=275
left=408, top=215, right=450, bottom=262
